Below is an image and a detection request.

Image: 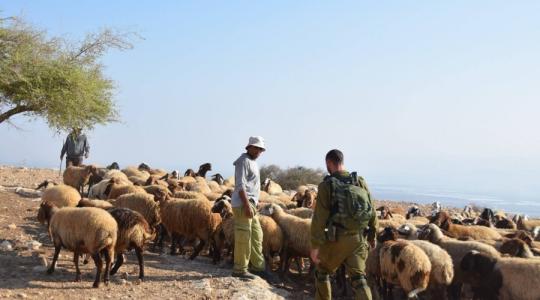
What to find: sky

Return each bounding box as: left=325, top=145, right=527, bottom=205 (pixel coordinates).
left=1, top=1, right=540, bottom=204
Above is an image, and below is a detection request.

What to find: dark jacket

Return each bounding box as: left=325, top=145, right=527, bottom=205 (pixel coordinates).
left=61, top=133, right=90, bottom=158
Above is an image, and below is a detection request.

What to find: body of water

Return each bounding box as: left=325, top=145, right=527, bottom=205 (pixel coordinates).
left=371, top=184, right=540, bottom=217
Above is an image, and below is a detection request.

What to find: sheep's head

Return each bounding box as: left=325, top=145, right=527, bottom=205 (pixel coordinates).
left=397, top=223, right=416, bottom=238
left=406, top=206, right=421, bottom=219
left=212, top=173, right=224, bottom=185
left=377, top=227, right=399, bottom=243
left=36, top=180, right=56, bottom=190
left=500, top=238, right=530, bottom=258
left=430, top=211, right=451, bottom=229
left=107, top=162, right=120, bottom=170
left=84, top=165, right=98, bottom=176
left=221, top=189, right=233, bottom=198
left=303, top=190, right=316, bottom=208
left=460, top=250, right=498, bottom=282
left=184, top=169, right=196, bottom=177
left=417, top=224, right=440, bottom=242
left=138, top=163, right=151, bottom=172
left=259, top=203, right=278, bottom=216
left=199, top=163, right=212, bottom=172
left=37, top=202, right=57, bottom=225
left=480, top=208, right=495, bottom=223
left=212, top=197, right=232, bottom=218
left=376, top=206, right=393, bottom=220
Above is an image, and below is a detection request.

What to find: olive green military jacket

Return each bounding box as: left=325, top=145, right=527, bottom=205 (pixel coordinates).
left=310, top=171, right=378, bottom=248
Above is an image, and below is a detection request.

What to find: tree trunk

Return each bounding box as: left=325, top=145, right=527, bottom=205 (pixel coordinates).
left=0, top=105, right=32, bottom=124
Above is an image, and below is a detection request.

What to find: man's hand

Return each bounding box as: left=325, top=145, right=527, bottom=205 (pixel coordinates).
left=60, top=155, right=63, bottom=160
left=310, top=248, right=320, bottom=265
left=244, top=205, right=254, bottom=218
left=85, top=153, right=89, bottom=159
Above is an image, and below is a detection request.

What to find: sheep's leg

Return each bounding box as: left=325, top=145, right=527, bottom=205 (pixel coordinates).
left=170, top=234, right=178, bottom=255
left=73, top=251, right=81, bottom=282
left=109, top=252, right=124, bottom=276
left=135, top=246, right=145, bottom=280
left=47, top=246, right=61, bottom=274
left=294, top=257, right=303, bottom=275
left=92, top=252, right=103, bottom=288
left=189, top=239, right=205, bottom=260
left=82, top=253, right=89, bottom=265
left=102, top=248, right=112, bottom=286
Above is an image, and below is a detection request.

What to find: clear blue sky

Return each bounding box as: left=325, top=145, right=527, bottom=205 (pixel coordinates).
left=1, top=1, right=539, bottom=202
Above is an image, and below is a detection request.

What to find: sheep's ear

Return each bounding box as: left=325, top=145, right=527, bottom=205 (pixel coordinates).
left=104, top=182, right=113, bottom=196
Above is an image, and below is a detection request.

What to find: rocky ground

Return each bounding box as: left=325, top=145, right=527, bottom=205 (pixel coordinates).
left=0, top=166, right=458, bottom=300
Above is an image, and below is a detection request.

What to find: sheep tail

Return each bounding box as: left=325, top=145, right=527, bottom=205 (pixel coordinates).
left=407, top=287, right=426, bottom=299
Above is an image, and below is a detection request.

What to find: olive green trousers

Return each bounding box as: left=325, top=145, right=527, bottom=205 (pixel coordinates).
left=315, top=234, right=372, bottom=300
left=232, top=204, right=265, bottom=273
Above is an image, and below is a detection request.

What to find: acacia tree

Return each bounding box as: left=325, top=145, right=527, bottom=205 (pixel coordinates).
left=0, top=17, right=137, bottom=131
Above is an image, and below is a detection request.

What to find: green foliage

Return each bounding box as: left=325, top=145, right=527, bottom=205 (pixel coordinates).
left=0, top=17, right=137, bottom=131
left=260, top=164, right=325, bottom=190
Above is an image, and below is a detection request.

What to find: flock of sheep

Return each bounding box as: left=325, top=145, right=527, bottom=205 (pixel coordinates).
left=33, top=162, right=540, bottom=299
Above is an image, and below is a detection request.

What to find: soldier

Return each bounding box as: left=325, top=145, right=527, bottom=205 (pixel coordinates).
left=60, top=128, right=90, bottom=168
left=310, top=149, right=378, bottom=300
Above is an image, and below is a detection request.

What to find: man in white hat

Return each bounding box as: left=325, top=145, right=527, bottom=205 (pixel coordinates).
left=231, top=136, right=271, bottom=281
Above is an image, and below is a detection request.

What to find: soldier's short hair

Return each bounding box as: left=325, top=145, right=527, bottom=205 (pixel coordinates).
left=325, top=149, right=344, bottom=164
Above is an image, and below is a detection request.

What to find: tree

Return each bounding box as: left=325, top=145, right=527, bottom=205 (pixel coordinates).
left=0, top=17, right=137, bottom=131
left=260, top=165, right=325, bottom=190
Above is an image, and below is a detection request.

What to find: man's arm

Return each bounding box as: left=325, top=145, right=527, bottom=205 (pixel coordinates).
left=234, top=158, right=253, bottom=218
left=360, top=176, right=378, bottom=246
left=83, top=135, right=90, bottom=158
left=311, top=182, right=330, bottom=248
left=60, top=137, right=68, bottom=159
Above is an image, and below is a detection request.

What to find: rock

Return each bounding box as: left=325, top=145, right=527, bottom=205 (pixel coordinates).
left=17, top=293, right=27, bottom=299
left=27, top=240, right=42, bottom=251
left=121, top=272, right=129, bottom=280
left=33, top=265, right=48, bottom=272
left=0, top=240, right=13, bottom=251
left=7, top=223, right=17, bottom=230
left=40, top=256, right=49, bottom=267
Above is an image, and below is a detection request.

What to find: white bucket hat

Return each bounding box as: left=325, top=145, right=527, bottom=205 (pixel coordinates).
left=245, top=136, right=266, bottom=151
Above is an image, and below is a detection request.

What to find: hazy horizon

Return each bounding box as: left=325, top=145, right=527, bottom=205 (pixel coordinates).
left=1, top=1, right=539, bottom=208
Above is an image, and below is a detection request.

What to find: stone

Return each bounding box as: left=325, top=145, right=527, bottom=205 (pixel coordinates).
left=0, top=240, right=13, bottom=251
left=17, top=293, right=27, bottom=299
left=7, top=224, right=17, bottom=230
left=27, top=240, right=42, bottom=251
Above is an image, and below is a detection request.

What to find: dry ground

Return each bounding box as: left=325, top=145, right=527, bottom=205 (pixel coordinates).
left=0, top=166, right=453, bottom=300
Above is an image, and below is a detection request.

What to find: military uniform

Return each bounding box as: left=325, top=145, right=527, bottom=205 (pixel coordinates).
left=311, top=171, right=378, bottom=300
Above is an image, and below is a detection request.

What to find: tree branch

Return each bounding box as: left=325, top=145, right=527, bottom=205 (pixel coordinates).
left=0, top=105, right=33, bottom=124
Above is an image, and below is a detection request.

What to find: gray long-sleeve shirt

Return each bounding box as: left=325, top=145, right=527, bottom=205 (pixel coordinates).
left=231, top=153, right=261, bottom=208
left=61, top=134, right=90, bottom=158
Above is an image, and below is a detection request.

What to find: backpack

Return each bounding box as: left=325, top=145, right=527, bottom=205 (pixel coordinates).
left=325, top=172, right=373, bottom=232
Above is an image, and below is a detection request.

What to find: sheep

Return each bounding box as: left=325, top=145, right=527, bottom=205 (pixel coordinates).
left=108, top=208, right=154, bottom=280
left=223, top=176, right=235, bottom=187
left=186, top=179, right=212, bottom=194
left=114, top=193, right=161, bottom=231
left=77, top=198, right=113, bottom=209
left=88, top=179, right=118, bottom=199
left=259, top=215, right=284, bottom=271
left=63, top=165, right=99, bottom=194
left=378, top=239, right=431, bottom=299
left=122, top=166, right=150, bottom=180
left=418, top=223, right=501, bottom=299
left=211, top=173, right=224, bottom=185
left=40, top=184, right=81, bottom=208
left=207, top=180, right=223, bottom=193
left=263, top=178, right=283, bottom=195
left=259, top=203, right=311, bottom=274
left=499, top=238, right=536, bottom=258
left=142, top=184, right=172, bottom=201
left=430, top=211, right=502, bottom=241
left=38, top=202, right=117, bottom=288
left=396, top=223, right=419, bottom=240
left=184, top=169, right=197, bottom=177
left=285, top=207, right=313, bottom=219
left=103, top=169, right=130, bottom=183
left=515, top=214, right=540, bottom=232
left=173, top=190, right=208, bottom=201
left=106, top=182, right=146, bottom=200
left=378, top=227, right=454, bottom=298
left=36, top=180, right=58, bottom=190
left=460, top=250, right=540, bottom=300
left=406, top=205, right=422, bottom=219
left=160, top=198, right=221, bottom=259
left=196, top=163, right=212, bottom=178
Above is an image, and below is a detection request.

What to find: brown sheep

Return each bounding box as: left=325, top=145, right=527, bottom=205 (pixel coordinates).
left=431, top=211, right=502, bottom=241
left=63, top=165, right=98, bottom=194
